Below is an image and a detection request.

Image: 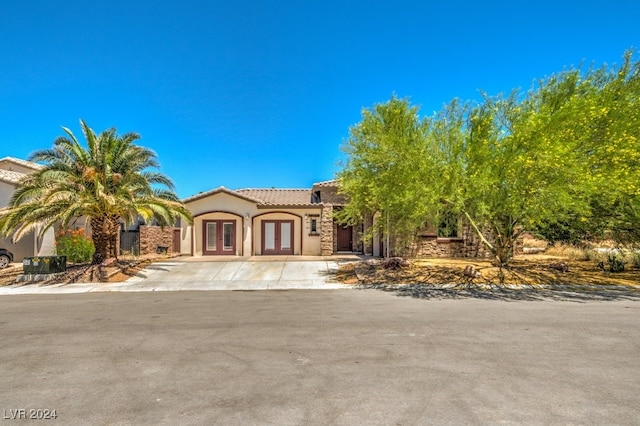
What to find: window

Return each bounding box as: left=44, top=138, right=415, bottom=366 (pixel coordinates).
left=223, top=222, right=234, bottom=251
left=308, top=214, right=320, bottom=236
left=264, top=222, right=276, bottom=250
left=280, top=222, right=292, bottom=250
left=206, top=222, right=217, bottom=251
left=437, top=211, right=459, bottom=238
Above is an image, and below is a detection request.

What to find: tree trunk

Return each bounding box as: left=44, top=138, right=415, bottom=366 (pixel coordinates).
left=493, top=238, right=514, bottom=268
left=90, top=215, right=121, bottom=264
left=463, top=211, right=516, bottom=268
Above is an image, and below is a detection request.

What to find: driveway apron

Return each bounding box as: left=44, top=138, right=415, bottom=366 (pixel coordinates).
left=120, top=258, right=345, bottom=291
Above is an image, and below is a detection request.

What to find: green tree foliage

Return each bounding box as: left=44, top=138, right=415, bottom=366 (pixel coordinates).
left=534, top=52, right=640, bottom=246
left=0, top=120, right=193, bottom=264
left=336, top=95, right=442, bottom=255
left=337, top=51, right=640, bottom=266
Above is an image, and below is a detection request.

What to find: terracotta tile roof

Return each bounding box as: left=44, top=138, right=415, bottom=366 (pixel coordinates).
left=184, top=183, right=333, bottom=207
left=236, top=188, right=318, bottom=206
left=0, top=168, right=26, bottom=184
left=0, top=156, right=43, bottom=171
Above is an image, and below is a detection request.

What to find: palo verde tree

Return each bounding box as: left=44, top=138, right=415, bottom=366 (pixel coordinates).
left=336, top=51, right=640, bottom=267
left=336, top=95, right=442, bottom=257
left=450, top=83, right=593, bottom=266
left=533, top=51, right=640, bottom=247
left=0, top=120, right=193, bottom=264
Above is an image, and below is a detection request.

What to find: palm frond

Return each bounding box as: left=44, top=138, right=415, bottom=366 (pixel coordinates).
left=0, top=120, right=193, bottom=246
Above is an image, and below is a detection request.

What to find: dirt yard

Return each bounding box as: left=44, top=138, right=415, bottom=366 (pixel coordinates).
left=335, top=255, right=640, bottom=287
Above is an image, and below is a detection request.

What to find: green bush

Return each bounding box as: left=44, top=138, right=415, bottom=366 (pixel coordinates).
left=55, top=229, right=95, bottom=263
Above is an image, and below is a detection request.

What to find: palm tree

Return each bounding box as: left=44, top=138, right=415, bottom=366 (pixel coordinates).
left=0, top=120, right=192, bottom=264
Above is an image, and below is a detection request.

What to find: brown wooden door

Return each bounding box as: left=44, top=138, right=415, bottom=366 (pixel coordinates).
left=262, top=220, right=294, bottom=255
left=203, top=220, right=236, bottom=255
left=336, top=225, right=353, bottom=252
left=173, top=228, right=181, bottom=253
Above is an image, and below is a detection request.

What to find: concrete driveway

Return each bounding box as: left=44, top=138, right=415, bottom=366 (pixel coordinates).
left=121, top=257, right=350, bottom=291
left=0, top=256, right=357, bottom=295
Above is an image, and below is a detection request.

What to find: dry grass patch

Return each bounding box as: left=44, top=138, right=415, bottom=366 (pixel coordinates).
left=338, top=255, right=640, bottom=287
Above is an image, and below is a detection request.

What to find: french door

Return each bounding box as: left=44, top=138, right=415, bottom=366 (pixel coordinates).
left=203, top=220, right=236, bottom=255
left=262, top=220, right=294, bottom=255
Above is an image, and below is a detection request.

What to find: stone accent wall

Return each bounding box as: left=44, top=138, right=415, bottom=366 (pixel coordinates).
left=352, top=223, right=363, bottom=253
left=320, top=204, right=334, bottom=256
left=362, top=214, right=374, bottom=255
left=414, top=224, right=524, bottom=258
left=139, top=225, right=176, bottom=255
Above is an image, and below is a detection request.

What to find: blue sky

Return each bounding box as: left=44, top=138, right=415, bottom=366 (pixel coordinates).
left=1, top=0, right=638, bottom=198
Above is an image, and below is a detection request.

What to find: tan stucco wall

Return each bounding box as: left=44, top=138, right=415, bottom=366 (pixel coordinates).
left=183, top=192, right=323, bottom=256
left=0, top=181, right=55, bottom=261
left=0, top=234, right=34, bottom=262
left=0, top=181, right=14, bottom=207
left=0, top=230, right=55, bottom=262
left=179, top=224, right=192, bottom=255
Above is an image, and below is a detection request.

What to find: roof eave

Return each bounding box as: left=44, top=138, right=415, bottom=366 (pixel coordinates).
left=183, top=186, right=263, bottom=204
left=256, top=204, right=323, bottom=209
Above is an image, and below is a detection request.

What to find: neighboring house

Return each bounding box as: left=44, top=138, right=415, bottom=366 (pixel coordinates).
left=0, top=157, right=55, bottom=261
left=0, top=157, right=180, bottom=260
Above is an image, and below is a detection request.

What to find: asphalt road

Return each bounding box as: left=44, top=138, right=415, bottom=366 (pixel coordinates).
left=1, top=290, right=639, bottom=425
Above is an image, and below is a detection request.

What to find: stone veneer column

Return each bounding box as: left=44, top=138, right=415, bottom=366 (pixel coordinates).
left=320, top=204, right=334, bottom=256
left=139, top=225, right=176, bottom=255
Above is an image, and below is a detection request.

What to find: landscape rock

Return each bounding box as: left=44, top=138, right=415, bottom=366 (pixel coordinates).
left=381, top=257, right=410, bottom=270
left=548, top=262, right=569, bottom=272
left=463, top=264, right=482, bottom=278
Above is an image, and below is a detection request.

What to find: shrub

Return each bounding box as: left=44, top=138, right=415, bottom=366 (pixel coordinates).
left=606, top=253, right=626, bottom=273
left=55, top=229, right=95, bottom=263
left=583, top=249, right=601, bottom=262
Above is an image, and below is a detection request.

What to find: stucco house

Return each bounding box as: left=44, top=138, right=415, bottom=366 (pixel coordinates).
left=178, top=180, right=368, bottom=257
left=0, top=157, right=55, bottom=261
left=178, top=179, right=507, bottom=258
